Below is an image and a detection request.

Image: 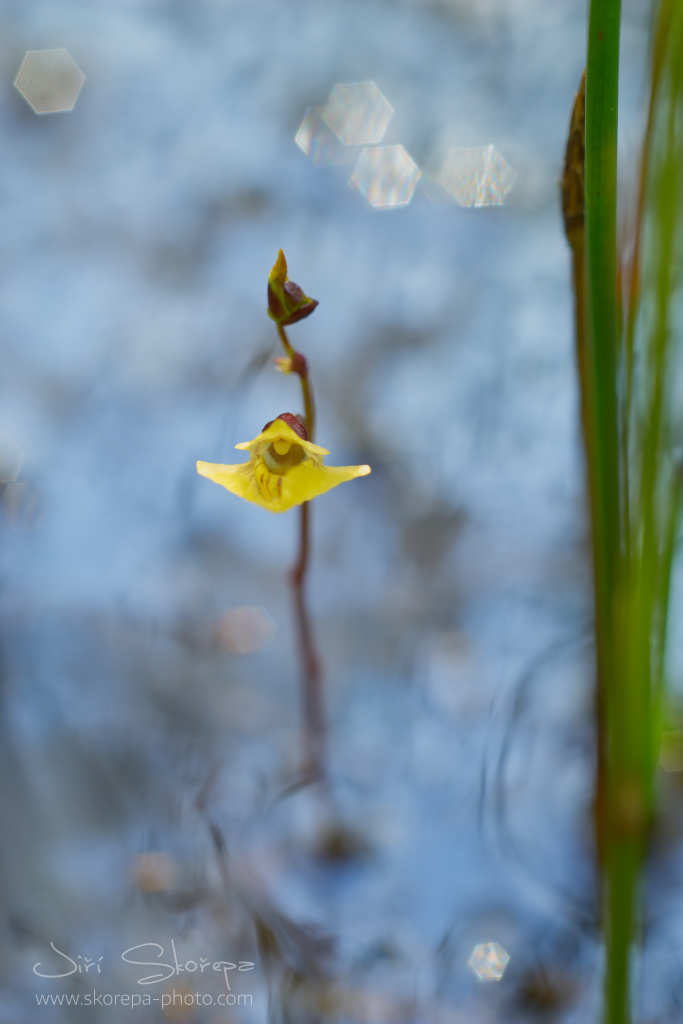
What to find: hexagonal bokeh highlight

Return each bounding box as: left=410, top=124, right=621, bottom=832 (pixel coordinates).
left=295, top=106, right=357, bottom=167
left=437, top=145, right=515, bottom=207
left=14, top=49, right=85, bottom=114
left=468, top=942, right=510, bottom=981
left=323, top=81, right=393, bottom=146
left=350, top=145, right=421, bottom=210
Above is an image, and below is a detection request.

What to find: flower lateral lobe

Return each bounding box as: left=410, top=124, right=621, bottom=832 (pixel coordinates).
left=197, top=415, right=371, bottom=514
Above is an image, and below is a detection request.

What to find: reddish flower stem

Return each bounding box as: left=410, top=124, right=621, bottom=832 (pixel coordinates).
left=277, top=324, right=325, bottom=781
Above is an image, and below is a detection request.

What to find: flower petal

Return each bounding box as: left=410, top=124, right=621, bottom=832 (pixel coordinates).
left=196, top=461, right=260, bottom=504
left=266, top=460, right=371, bottom=511
left=196, top=457, right=370, bottom=513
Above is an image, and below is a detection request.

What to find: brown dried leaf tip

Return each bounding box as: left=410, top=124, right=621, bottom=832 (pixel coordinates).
left=561, top=70, right=586, bottom=251
left=267, top=250, right=319, bottom=326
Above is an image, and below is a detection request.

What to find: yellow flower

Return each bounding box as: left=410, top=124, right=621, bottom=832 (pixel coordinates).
left=197, top=414, right=371, bottom=513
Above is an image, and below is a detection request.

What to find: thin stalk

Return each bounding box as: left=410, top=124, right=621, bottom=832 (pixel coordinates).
left=623, top=0, right=671, bottom=419
left=585, top=3, right=636, bottom=1023
left=277, top=324, right=316, bottom=441
left=276, top=323, right=325, bottom=780
left=585, top=0, right=622, bottom=619
left=620, top=3, right=672, bottom=603
left=639, top=0, right=683, bottom=806
left=585, top=8, right=625, bottom=940
left=562, top=71, right=612, bottom=864
left=291, top=501, right=325, bottom=779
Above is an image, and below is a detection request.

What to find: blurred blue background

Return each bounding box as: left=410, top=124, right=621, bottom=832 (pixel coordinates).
left=2, top=2, right=675, bottom=1022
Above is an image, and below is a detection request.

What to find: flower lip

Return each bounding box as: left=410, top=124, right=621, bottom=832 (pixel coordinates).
left=262, top=412, right=309, bottom=441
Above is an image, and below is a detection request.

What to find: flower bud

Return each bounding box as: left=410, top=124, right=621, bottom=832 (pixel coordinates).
left=267, top=250, right=318, bottom=326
